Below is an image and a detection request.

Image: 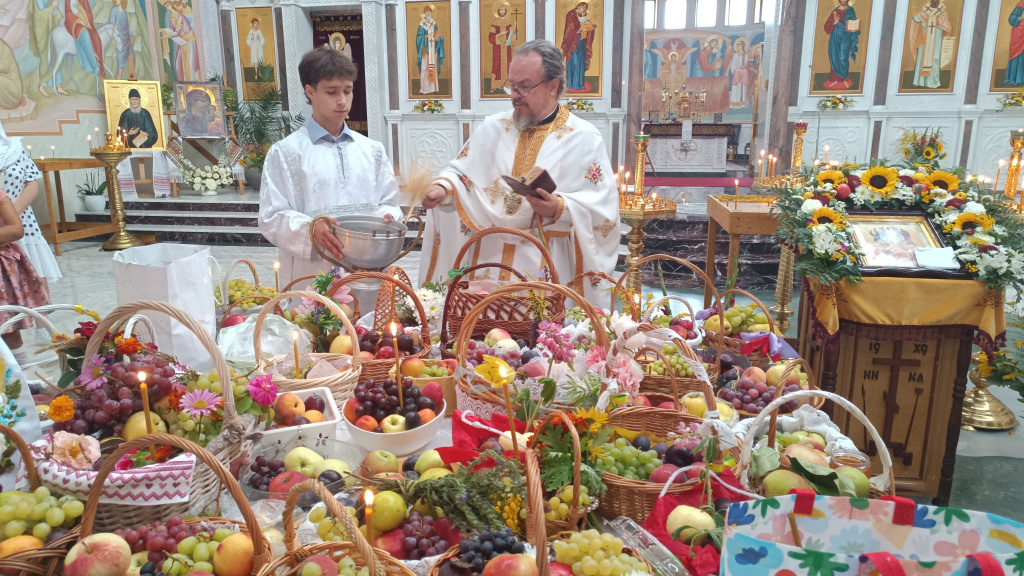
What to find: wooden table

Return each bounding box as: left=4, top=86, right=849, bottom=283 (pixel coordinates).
left=35, top=158, right=119, bottom=255
left=703, top=195, right=779, bottom=307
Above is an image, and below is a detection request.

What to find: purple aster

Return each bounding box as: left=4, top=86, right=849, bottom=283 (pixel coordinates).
left=179, top=389, right=222, bottom=419
left=77, top=355, right=108, bottom=391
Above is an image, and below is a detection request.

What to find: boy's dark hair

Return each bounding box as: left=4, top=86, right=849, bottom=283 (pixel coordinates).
left=299, top=46, right=358, bottom=103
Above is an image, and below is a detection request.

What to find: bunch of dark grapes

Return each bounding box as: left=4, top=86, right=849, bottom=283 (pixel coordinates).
left=113, top=515, right=196, bottom=564
left=246, top=456, right=285, bottom=491
left=400, top=511, right=449, bottom=560
left=53, top=358, right=177, bottom=437
left=456, top=528, right=523, bottom=574
left=353, top=378, right=430, bottom=429
left=462, top=342, right=525, bottom=370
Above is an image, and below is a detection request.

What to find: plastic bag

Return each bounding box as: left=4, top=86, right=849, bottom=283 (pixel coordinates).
left=732, top=403, right=857, bottom=455
left=217, top=315, right=314, bottom=369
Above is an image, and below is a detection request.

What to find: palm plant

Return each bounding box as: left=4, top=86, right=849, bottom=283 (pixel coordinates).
left=227, top=63, right=303, bottom=170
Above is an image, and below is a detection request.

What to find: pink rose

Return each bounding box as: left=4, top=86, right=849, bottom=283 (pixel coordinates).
left=51, top=431, right=101, bottom=471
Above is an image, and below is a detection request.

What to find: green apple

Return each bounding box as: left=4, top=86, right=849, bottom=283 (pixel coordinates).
left=413, top=450, right=446, bottom=475
left=283, top=447, right=325, bottom=477
left=126, top=551, right=151, bottom=576
left=312, top=459, right=351, bottom=479
left=372, top=491, right=407, bottom=532
left=380, top=414, right=407, bottom=433
left=835, top=466, right=870, bottom=498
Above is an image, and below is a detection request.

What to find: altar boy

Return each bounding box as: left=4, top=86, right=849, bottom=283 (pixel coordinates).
left=258, top=46, right=401, bottom=283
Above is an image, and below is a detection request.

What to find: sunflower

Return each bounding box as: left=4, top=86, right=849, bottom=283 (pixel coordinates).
left=937, top=142, right=944, bottom=153
left=926, top=170, right=960, bottom=192
left=922, top=147, right=936, bottom=159
left=808, top=207, right=846, bottom=230
left=816, top=170, right=846, bottom=187
left=572, top=406, right=609, bottom=433
left=861, top=166, right=899, bottom=197
left=951, top=212, right=996, bottom=233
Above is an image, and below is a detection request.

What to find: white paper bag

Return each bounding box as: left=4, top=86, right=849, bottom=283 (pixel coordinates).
left=113, top=245, right=216, bottom=369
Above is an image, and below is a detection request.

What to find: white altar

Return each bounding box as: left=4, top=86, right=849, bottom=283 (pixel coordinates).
left=643, top=123, right=733, bottom=175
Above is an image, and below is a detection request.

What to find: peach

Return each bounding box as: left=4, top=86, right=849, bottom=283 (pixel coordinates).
left=304, top=410, right=324, bottom=423
left=418, top=408, right=436, bottom=425
left=212, top=533, right=254, bottom=576
left=274, top=393, right=305, bottom=425
left=354, top=415, right=378, bottom=431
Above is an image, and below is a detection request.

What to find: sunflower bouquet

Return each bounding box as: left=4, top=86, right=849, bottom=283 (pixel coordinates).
left=898, top=128, right=947, bottom=171
left=413, top=99, right=445, bottom=113
left=997, top=89, right=1024, bottom=112
left=773, top=181, right=864, bottom=285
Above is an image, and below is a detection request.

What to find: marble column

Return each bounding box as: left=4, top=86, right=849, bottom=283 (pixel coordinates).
left=766, top=0, right=803, bottom=174
left=385, top=1, right=399, bottom=111
left=871, top=0, right=898, bottom=106
left=535, top=0, right=545, bottom=39
left=460, top=0, right=472, bottom=110
left=623, top=0, right=644, bottom=172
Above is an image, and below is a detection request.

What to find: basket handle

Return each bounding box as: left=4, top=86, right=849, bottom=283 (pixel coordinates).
left=282, top=274, right=318, bottom=294
left=438, top=262, right=528, bottom=345
left=393, top=214, right=425, bottom=264
left=0, top=304, right=97, bottom=338
left=329, top=271, right=430, bottom=343
left=120, top=314, right=158, bottom=349
left=633, top=346, right=681, bottom=410
left=641, top=295, right=695, bottom=324
left=610, top=255, right=720, bottom=313
left=281, top=479, right=386, bottom=576
left=0, top=424, right=38, bottom=490
left=251, top=290, right=362, bottom=371
left=566, top=271, right=617, bottom=301
left=524, top=449, right=550, bottom=576
left=716, top=288, right=777, bottom=337
left=764, top=358, right=816, bottom=427
left=736, top=387, right=895, bottom=495
left=452, top=226, right=561, bottom=284
left=219, top=258, right=261, bottom=308
left=454, top=282, right=609, bottom=378
left=78, top=433, right=270, bottom=564
left=83, top=302, right=239, bottom=423
left=527, top=411, right=583, bottom=516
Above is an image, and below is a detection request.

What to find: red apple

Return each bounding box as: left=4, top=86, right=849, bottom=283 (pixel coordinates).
left=65, top=534, right=132, bottom=576
left=632, top=395, right=651, bottom=407
left=836, top=183, right=852, bottom=199
left=741, top=366, right=767, bottom=385
left=520, top=362, right=546, bottom=379
left=354, top=415, right=378, bottom=431
left=355, top=325, right=369, bottom=338
left=375, top=529, right=407, bottom=560
left=420, top=382, right=445, bottom=407
left=441, top=358, right=457, bottom=375
left=685, top=462, right=707, bottom=481
left=222, top=315, right=246, bottom=327
left=658, top=401, right=678, bottom=410
left=549, top=563, right=573, bottom=576
left=482, top=554, right=538, bottom=576
left=376, top=346, right=396, bottom=360
left=268, top=471, right=309, bottom=499
left=343, top=398, right=358, bottom=423
left=361, top=450, right=400, bottom=475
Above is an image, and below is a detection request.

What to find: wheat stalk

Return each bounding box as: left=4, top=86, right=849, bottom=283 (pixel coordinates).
left=400, top=167, right=436, bottom=221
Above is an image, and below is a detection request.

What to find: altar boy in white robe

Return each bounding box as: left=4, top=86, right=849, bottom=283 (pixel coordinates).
left=259, top=46, right=402, bottom=283
left=419, top=40, right=619, bottom=302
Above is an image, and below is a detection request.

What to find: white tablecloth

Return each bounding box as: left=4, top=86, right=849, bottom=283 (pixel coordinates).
left=117, top=150, right=174, bottom=199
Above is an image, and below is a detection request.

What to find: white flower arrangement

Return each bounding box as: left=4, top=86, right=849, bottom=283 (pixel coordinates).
left=402, top=286, right=445, bottom=334
left=183, top=158, right=234, bottom=192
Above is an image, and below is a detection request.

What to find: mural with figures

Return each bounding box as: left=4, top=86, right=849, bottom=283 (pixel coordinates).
left=156, top=0, right=201, bottom=84
left=643, top=28, right=763, bottom=121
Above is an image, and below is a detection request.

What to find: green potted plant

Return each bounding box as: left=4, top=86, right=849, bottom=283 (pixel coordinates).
left=76, top=170, right=107, bottom=212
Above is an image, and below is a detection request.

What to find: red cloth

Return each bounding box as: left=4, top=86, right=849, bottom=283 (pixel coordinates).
left=559, top=4, right=595, bottom=67
left=1012, top=1, right=1024, bottom=59
left=64, top=0, right=104, bottom=74
left=640, top=470, right=751, bottom=576
left=451, top=410, right=527, bottom=450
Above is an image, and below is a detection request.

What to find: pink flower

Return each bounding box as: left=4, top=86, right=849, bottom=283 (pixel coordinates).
left=899, top=175, right=916, bottom=188
left=247, top=374, right=278, bottom=408
left=934, top=530, right=980, bottom=561
left=179, top=389, right=222, bottom=418
left=846, top=174, right=861, bottom=189
left=610, top=353, right=641, bottom=396
left=115, top=451, right=136, bottom=471
left=51, top=431, right=101, bottom=470
left=585, top=345, right=606, bottom=372
left=77, top=355, right=108, bottom=391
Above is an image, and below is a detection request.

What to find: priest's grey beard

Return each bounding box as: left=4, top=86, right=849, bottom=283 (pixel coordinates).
left=513, top=109, right=539, bottom=131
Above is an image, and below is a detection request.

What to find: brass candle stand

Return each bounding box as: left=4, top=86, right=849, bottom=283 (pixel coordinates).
left=92, top=133, right=145, bottom=251
left=620, top=134, right=676, bottom=293
left=961, top=353, right=1019, bottom=431
left=792, top=122, right=808, bottom=172
left=1007, top=130, right=1024, bottom=211
left=769, top=244, right=795, bottom=333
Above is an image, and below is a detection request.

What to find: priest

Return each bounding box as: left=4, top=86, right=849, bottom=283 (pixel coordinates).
left=419, top=40, right=619, bottom=301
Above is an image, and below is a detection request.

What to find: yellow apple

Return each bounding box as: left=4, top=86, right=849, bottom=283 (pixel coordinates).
left=122, top=412, right=167, bottom=442
left=329, top=335, right=354, bottom=355
left=212, top=533, right=253, bottom=576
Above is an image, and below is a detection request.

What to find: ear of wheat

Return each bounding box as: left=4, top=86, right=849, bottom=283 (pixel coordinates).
left=400, top=167, right=436, bottom=221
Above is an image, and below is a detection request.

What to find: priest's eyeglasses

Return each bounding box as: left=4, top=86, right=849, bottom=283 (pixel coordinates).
left=502, top=80, right=546, bottom=97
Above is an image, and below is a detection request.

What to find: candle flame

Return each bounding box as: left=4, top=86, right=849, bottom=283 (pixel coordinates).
left=138, top=371, right=146, bottom=383
left=824, top=145, right=830, bottom=151
left=364, top=489, right=374, bottom=505
left=498, top=364, right=512, bottom=379
left=273, top=261, right=280, bottom=270
left=390, top=321, right=399, bottom=336
left=760, top=150, right=765, bottom=156
left=735, top=179, right=739, bottom=185
left=292, top=331, right=299, bottom=341
left=1000, top=159, right=1006, bottom=167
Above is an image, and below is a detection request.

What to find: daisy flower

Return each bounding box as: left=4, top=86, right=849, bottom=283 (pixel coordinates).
left=247, top=374, right=278, bottom=408
left=78, top=355, right=108, bottom=391
left=180, top=389, right=222, bottom=419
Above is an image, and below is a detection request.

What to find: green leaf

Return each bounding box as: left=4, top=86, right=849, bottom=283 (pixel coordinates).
left=540, top=378, right=557, bottom=405
left=57, top=371, right=79, bottom=389
left=235, top=395, right=253, bottom=414
left=245, top=404, right=264, bottom=416
left=790, top=458, right=842, bottom=497
left=68, top=357, right=83, bottom=372
left=749, top=446, right=781, bottom=480
left=833, top=473, right=857, bottom=498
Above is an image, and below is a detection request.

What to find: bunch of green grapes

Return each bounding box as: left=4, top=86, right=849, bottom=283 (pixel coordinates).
left=723, top=304, right=768, bottom=335
left=308, top=503, right=358, bottom=543
left=567, top=306, right=587, bottom=322
left=0, top=488, right=84, bottom=541
left=593, top=438, right=663, bottom=481
left=167, top=369, right=250, bottom=445
left=543, top=485, right=593, bottom=522
left=216, top=279, right=278, bottom=310
left=642, top=343, right=694, bottom=377
left=333, top=556, right=369, bottom=576
left=161, top=528, right=235, bottom=576
left=552, top=530, right=649, bottom=576
left=651, top=312, right=689, bottom=328
left=417, top=364, right=450, bottom=378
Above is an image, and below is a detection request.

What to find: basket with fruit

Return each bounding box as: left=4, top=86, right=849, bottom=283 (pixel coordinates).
left=74, top=434, right=273, bottom=576
left=717, top=358, right=824, bottom=418
left=0, top=424, right=84, bottom=576
left=215, top=259, right=278, bottom=326
left=633, top=336, right=720, bottom=404
left=252, top=291, right=363, bottom=408
left=439, top=227, right=565, bottom=358
left=609, top=347, right=707, bottom=438
left=526, top=410, right=596, bottom=534
left=700, top=288, right=780, bottom=368
left=386, top=359, right=457, bottom=417
left=454, top=282, right=608, bottom=417
left=35, top=304, right=146, bottom=379
left=641, top=295, right=704, bottom=346
left=41, top=301, right=259, bottom=531
left=736, top=361, right=895, bottom=500
left=256, top=479, right=414, bottom=576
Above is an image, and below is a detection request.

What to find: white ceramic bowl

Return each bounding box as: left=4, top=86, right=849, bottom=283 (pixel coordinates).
left=343, top=400, right=446, bottom=456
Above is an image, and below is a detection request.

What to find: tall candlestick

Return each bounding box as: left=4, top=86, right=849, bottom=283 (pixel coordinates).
left=824, top=145, right=830, bottom=163
left=758, top=159, right=763, bottom=180
left=292, top=331, right=300, bottom=379
left=390, top=321, right=403, bottom=406
left=499, top=365, right=519, bottom=461
left=633, top=133, right=649, bottom=198
left=734, top=178, right=740, bottom=207
left=273, top=261, right=280, bottom=292
left=139, top=374, right=156, bottom=458
left=996, top=160, right=1005, bottom=196
left=364, top=489, right=375, bottom=547
left=50, top=145, right=55, bottom=159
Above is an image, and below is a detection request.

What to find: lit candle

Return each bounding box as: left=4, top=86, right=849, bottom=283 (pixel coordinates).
left=768, top=155, right=774, bottom=179
left=273, top=261, right=280, bottom=292
left=49, top=145, right=55, bottom=159
left=499, top=364, right=519, bottom=461
left=995, top=160, right=1005, bottom=195
left=734, top=178, right=740, bottom=207
left=813, top=158, right=820, bottom=169
left=390, top=321, right=403, bottom=406
left=758, top=159, right=763, bottom=180
left=292, top=331, right=300, bottom=379
left=625, top=171, right=631, bottom=194
left=364, top=489, right=375, bottom=547
left=824, top=145, right=830, bottom=163
left=87, top=134, right=92, bottom=149
left=139, top=373, right=156, bottom=458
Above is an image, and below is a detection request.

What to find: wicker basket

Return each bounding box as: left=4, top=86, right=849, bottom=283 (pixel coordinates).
left=252, top=290, right=362, bottom=408
left=735, top=379, right=897, bottom=498
left=526, top=410, right=588, bottom=534
left=326, top=271, right=431, bottom=384
left=256, top=479, right=414, bottom=576
left=0, top=424, right=80, bottom=576
left=718, top=357, right=825, bottom=419
left=72, top=301, right=257, bottom=530
left=79, top=434, right=274, bottom=575
left=635, top=327, right=721, bottom=399
left=216, top=258, right=276, bottom=323
left=454, top=282, right=610, bottom=417
left=702, top=287, right=780, bottom=368
left=439, top=227, right=565, bottom=357
left=565, top=271, right=617, bottom=307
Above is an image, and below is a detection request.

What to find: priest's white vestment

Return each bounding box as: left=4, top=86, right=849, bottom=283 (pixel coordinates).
left=418, top=106, right=620, bottom=302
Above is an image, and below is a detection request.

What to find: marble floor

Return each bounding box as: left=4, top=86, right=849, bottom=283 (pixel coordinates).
left=36, top=241, right=1024, bottom=520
